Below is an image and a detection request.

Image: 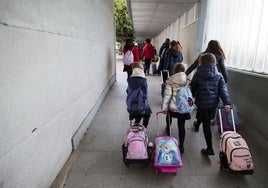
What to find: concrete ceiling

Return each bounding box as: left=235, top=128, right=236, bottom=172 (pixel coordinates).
left=126, top=0, right=199, bottom=42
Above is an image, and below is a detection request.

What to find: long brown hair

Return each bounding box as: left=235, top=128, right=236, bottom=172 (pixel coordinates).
left=170, top=40, right=178, bottom=51
left=204, top=40, right=226, bottom=59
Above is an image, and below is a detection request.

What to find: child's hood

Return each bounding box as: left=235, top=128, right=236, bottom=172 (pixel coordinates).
left=167, top=72, right=187, bottom=87
left=196, top=64, right=219, bottom=79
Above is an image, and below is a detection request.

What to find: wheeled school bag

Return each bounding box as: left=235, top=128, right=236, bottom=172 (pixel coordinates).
left=122, top=122, right=152, bottom=167
left=216, top=104, right=242, bottom=132
left=218, top=109, right=253, bottom=174
left=153, top=111, right=183, bottom=174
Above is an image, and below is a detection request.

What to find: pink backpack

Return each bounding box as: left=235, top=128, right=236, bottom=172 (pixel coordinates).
left=220, top=131, right=253, bottom=172
left=125, top=124, right=148, bottom=160
left=219, top=109, right=253, bottom=174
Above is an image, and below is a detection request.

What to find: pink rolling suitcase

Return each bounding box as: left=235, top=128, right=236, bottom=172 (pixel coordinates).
left=218, top=109, right=254, bottom=174
left=122, top=122, right=153, bottom=167
left=153, top=111, right=183, bottom=174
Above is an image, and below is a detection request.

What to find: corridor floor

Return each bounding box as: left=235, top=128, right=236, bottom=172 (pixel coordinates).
left=63, top=57, right=268, bottom=188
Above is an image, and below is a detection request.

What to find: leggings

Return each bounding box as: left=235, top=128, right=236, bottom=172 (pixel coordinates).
left=202, top=119, right=213, bottom=150
left=131, top=114, right=150, bottom=128
left=166, top=115, right=186, bottom=148
left=144, top=59, right=151, bottom=74
left=125, top=67, right=132, bottom=78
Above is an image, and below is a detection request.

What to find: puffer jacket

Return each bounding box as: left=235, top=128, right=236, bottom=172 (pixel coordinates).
left=190, top=64, right=231, bottom=109
left=162, top=72, right=187, bottom=111
left=127, top=69, right=151, bottom=114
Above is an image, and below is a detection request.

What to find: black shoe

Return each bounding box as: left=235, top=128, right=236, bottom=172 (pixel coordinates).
left=193, top=121, right=199, bottom=132
left=201, top=148, right=214, bottom=156
left=165, top=126, right=170, bottom=136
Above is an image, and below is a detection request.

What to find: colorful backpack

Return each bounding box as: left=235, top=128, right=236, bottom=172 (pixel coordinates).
left=123, top=50, right=134, bottom=65
left=125, top=124, right=148, bottom=160
left=176, top=87, right=194, bottom=114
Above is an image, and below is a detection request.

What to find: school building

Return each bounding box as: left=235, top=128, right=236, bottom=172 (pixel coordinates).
left=0, top=0, right=267, bottom=187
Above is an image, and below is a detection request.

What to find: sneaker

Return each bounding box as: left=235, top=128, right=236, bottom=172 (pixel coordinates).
left=201, top=148, right=214, bottom=156
left=165, top=126, right=170, bottom=136
left=193, top=121, right=199, bottom=132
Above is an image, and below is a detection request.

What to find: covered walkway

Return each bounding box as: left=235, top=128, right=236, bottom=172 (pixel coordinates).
left=61, top=57, right=267, bottom=188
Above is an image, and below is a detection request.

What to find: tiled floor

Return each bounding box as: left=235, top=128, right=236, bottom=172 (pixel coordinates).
left=63, top=58, right=267, bottom=188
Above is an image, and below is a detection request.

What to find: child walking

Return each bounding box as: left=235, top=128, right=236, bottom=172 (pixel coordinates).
left=126, top=63, right=151, bottom=128
left=190, top=53, right=231, bottom=155
left=162, top=63, right=191, bottom=154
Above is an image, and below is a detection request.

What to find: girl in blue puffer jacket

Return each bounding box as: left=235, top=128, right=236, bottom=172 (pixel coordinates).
left=190, top=53, right=231, bottom=156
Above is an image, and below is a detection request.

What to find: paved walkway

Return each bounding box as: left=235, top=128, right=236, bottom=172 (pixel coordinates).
left=63, top=57, right=267, bottom=188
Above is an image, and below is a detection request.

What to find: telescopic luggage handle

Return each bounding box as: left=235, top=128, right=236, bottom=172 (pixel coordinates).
left=156, top=111, right=171, bottom=136
left=218, top=108, right=236, bottom=134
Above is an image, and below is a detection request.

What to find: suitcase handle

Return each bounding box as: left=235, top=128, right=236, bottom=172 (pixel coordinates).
left=156, top=111, right=171, bottom=136
left=218, top=108, right=236, bottom=133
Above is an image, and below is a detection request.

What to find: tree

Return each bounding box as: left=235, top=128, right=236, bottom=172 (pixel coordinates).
left=114, top=0, right=134, bottom=43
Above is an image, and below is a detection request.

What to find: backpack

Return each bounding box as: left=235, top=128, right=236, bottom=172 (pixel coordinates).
left=176, top=87, right=194, bottom=114
left=125, top=124, right=148, bottom=160
left=126, top=84, right=149, bottom=113
left=123, top=50, right=134, bottom=65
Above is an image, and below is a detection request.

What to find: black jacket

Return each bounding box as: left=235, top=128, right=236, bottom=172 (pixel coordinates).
left=190, top=64, right=231, bottom=109
left=159, top=43, right=169, bottom=58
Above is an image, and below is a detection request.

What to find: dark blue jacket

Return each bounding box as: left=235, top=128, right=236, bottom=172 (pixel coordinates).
left=164, top=49, right=183, bottom=75
left=127, top=77, right=151, bottom=114
left=190, top=64, right=231, bottom=109
left=186, top=54, right=229, bottom=83
left=159, top=43, right=169, bottom=58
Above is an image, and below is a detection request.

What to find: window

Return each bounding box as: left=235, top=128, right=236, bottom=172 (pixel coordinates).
left=205, top=0, right=268, bottom=74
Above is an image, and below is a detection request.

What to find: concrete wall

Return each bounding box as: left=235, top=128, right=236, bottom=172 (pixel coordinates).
left=228, top=69, right=268, bottom=153
left=0, top=0, right=115, bottom=187
left=178, top=20, right=199, bottom=68
left=152, top=3, right=199, bottom=69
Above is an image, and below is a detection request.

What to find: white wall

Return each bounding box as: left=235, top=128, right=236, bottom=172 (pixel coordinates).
left=153, top=3, right=200, bottom=68
left=0, top=0, right=115, bottom=187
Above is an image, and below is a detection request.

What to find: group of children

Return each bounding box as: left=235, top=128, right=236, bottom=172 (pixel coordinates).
left=125, top=45, right=231, bottom=156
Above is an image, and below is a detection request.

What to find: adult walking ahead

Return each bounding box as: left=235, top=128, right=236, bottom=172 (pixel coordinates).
left=123, top=39, right=141, bottom=78
left=158, top=38, right=170, bottom=72
left=163, top=40, right=183, bottom=76
left=142, top=39, right=155, bottom=75
left=185, top=40, right=228, bottom=83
